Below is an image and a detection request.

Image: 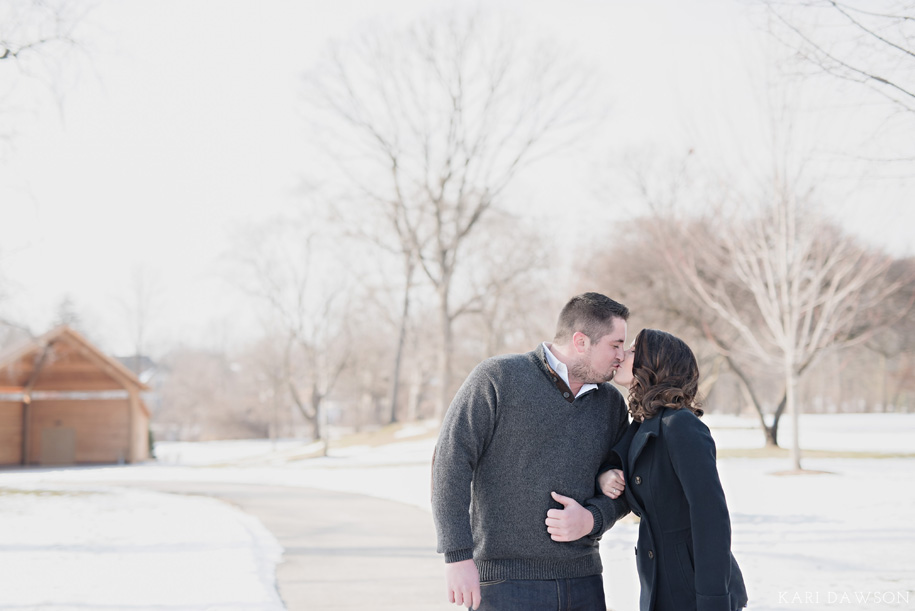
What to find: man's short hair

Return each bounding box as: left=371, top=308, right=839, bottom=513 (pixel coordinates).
left=553, top=292, right=630, bottom=343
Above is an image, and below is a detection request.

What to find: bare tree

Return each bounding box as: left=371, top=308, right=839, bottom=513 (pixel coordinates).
left=231, top=217, right=354, bottom=455
left=240, top=332, right=295, bottom=442
left=862, top=257, right=915, bottom=410
left=0, top=0, right=87, bottom=146
left=401, top=303, right=442, bottom=422
left=583, top=218, right=768, bottom=438
left=155, top=346, right=265, bottom=441
left=598, top=142, right=914, bottom=448
left=303, top=10, right=595, bottom=419
left=458, top=214, right=554, bottom=357
left=0, top=1, right=79, bottom=61
left=0, top=317, right=32, bottom=349
left=353, top=241, right=419, bottom=426
left=116, top=265, right=163, bottom=375
left=661, top=178, right=900, bottom=470
left=53, top=294, right=81, bottom=327
left=762, top=1, right=915, bottom=113
left=388, top=252, right=415, bottom=424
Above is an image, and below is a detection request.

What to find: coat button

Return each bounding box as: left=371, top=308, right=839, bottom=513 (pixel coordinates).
left=634, top=476, right=642, bottom=485
left=563, top=392, right=570, bottom=398
left=648, top=550, right=654, bottom=559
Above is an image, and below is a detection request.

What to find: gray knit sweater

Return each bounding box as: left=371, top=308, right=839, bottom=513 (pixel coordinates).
left=432, top=345, right=631, bottom=581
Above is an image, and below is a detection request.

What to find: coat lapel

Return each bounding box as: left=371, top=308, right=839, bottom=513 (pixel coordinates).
left=610, top=420, right=637, bottom=466
left=628, top=412, right=661, bottom=469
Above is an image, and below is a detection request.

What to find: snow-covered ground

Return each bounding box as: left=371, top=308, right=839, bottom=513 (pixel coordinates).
left=0, top=413, right=912, bottom=610
left=704, top=412, right=915, bottom=454
left=0, top=484, right=284, bottom=610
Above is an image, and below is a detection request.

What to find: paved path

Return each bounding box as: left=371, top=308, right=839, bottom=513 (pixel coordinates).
left=118, top=481, right=454, bottom=611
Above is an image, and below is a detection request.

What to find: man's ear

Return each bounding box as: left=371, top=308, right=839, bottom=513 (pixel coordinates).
left=572, top=331, right=590, bottom=353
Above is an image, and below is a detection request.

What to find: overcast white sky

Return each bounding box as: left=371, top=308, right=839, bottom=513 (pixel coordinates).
left=1, top=0, right=911, bottom=355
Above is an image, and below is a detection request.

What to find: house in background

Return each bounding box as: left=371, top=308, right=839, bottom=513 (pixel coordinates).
left=0, top=326, right=151, bottom=466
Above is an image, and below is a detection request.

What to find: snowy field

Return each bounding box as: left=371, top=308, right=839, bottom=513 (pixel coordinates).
left=0, top=485, right=284, bottom=610
left=0, top=413, right=912, bottom=610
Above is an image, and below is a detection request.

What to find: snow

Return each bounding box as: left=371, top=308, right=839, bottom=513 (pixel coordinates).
left=0, top=484, right=284, bottom=610
left=0, top=414, right=912, bottom=610
left=704, top=413, right=915, bottom=454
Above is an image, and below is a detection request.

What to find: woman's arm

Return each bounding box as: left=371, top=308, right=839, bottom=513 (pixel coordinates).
left=579, top=409, right=634, bottom=536
left=597, top=469, right=626, bottom=499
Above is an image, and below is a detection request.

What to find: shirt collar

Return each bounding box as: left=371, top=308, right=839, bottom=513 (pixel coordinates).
left=542, top=342, right=598, bottom=399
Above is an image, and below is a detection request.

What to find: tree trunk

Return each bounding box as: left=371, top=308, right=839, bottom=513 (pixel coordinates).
left=435, top=285, right=454, bottom=422
left=271, top=385, right=279, bottom=451
left=771, top=358, right=813, bottom=445
left=288, top=380, right=317, bottom=437
left=880, top=352, right=888, bottom=413
left=359, top=371, right=375, bottom=432
left=697, top=355, right=724, bottom=408
left=728, top=356, right=779, bottom=447
left=313, top=386, right=328, bottom=457
left=767, top=394, right=788, bottom=448
left=785, top=362, right=802, bottom=470
left=891, top=355, right=913, bottom=413
left=406, top=366, right=424, bottom=421
left=387, top=256, right=414, bottom=424
left=284, top=337, right=318, bottom=440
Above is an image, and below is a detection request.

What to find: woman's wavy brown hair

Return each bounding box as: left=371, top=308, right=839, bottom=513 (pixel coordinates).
left=627, top=328, right=704, bottom=422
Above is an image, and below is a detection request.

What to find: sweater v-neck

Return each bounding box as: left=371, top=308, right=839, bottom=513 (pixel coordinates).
left=536, top=343, right=598, bottom=404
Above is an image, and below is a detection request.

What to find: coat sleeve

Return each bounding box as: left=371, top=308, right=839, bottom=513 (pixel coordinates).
left=583, top=399, right=632, bottom=537
left=664, top=411, right=734, bottom=611
left=431, top=362, right=498, bottom=562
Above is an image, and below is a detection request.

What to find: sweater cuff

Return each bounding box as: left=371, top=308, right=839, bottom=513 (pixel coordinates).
left=444, top=548, right=474, bottom=563
left=585, top=504, right=603, bottom=537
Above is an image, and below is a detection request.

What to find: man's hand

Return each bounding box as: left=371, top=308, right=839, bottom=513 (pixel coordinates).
left=545, top=491, right=594, bottom=542
left=598, top=468, right=626, bottom=499
left=445, top=558, right=481, bottom=609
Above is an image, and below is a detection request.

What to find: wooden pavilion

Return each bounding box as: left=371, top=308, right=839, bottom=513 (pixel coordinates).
left=0, top=326, right=150, bottom=466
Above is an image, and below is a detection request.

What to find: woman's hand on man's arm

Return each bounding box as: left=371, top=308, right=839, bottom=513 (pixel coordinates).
left=598, top=468, right=626, bottom=499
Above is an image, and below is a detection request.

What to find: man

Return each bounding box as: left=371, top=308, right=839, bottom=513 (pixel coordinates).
left=432, top=292, right=632, bottom=610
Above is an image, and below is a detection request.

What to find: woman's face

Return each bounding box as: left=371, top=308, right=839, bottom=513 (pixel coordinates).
left=613, top=340, right=636, bottom=388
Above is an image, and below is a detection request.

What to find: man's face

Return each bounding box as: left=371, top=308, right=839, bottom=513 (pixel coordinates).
left=612, top=340, right=636, bottom=388
left=573, top=318, right=628, bottom=384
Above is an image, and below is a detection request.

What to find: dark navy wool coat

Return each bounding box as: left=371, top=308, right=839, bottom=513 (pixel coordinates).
left=611, top=408, right=748, bottom=611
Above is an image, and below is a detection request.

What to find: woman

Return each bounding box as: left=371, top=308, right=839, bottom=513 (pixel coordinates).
left=598, top=329, right=748, bottom=611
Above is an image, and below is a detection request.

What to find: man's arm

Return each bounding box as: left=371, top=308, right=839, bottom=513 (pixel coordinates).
left=445, top=559, right=481, bottom=610
left=581, top=489, right=630, bottom=538
left=431, top=362, right=498, bottom=607
left=545, top=491, right=595, bottom=541
left=583, top=399, right=633, bottom=537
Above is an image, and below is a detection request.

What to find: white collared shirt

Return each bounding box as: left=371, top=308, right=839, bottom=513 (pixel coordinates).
left=542, top=342, right=598, bottom=399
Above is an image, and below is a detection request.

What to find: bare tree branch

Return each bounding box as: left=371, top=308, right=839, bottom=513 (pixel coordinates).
left=302, top=10, right=596, bottom=418
left=763, top=0, right=915, bottom=111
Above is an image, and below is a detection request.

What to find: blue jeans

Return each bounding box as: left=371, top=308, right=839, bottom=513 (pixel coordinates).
left=475, top=575, right=606, bottom=611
